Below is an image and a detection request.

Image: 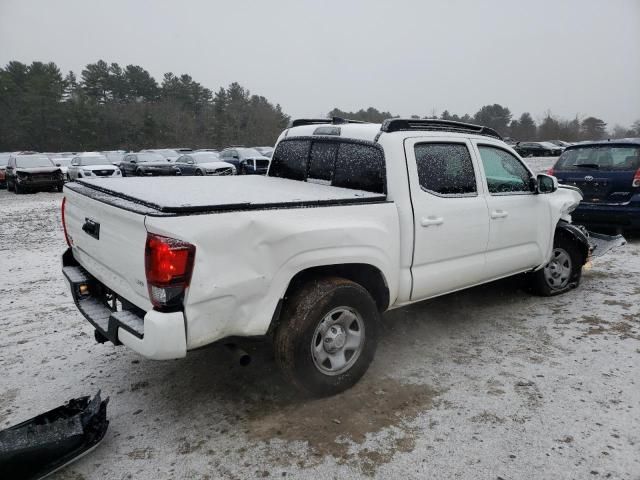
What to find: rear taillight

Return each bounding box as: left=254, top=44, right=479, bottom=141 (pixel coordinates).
left=145, top=233, right=195, bottom=310
left=61, top=197, right=71, bottom=246
left=633, top=169, right=640, bottom=188
left=547, top=167, right=555, bottom=176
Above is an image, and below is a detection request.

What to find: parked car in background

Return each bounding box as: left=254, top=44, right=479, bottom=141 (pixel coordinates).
left=120, top=152, right=181, bottom=177
left=54, top=157, right=73, bottom=179
left=240, top=158, right=270, bottom=175
left=101, top=150, right=126, bottom=167
left=0, top=152, right=11, bottom=188
left=174, top=152, right=236, bottom=176
left=220, top=147, right=270, bottom=174
left=5, top=153, right=64, bottom=193
left=254, top=146, right=274, bottom=156
left=141, top=149, right=180, bottom=162
left=549, top=139, right=640, bottom=230
left=67, top=153, right=121, bottom=181
left=547, top=140, right=573, bottom=148
left=195, top=149, right=219, bottom=153
left=172, top=147, right=193, bottom=153
left=515, top=141, right=563, bottom=157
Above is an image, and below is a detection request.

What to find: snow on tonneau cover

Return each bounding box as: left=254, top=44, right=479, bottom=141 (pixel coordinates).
left=63, top=176, right=387, bottom=309
left=70, top=176, right=386, bottom=214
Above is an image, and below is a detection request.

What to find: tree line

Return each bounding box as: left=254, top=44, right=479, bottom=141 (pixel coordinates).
left=330, top=105, right=640, bottom=142
left=1, top=60, right=637, bottom=152
left=0, top=60, right=290, bottom=152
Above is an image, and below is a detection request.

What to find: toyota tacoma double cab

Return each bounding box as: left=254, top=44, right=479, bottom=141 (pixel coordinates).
left=61, top=118, right=621, bottom=396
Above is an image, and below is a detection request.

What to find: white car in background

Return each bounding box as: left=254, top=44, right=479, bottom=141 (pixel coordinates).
left=67, top=153, right=122, bottom=180
left=174, top=152, right=237, bottom=176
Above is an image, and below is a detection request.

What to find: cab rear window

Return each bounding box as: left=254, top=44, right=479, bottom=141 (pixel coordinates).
left=269, top=137, right=386, bottom=193
left=555, top=146, right=640, bottom=171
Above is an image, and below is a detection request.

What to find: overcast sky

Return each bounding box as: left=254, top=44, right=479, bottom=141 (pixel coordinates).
left=1, top=0, right=639, bottom=126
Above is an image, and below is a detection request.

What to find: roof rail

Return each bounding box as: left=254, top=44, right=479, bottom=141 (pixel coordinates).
left=290, top=117, right=367, bottom=128
left=380, top=119, right=503, bottom=140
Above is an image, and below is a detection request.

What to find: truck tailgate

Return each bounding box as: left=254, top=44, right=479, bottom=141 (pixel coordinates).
left=64, top=187, right=151, bottom=310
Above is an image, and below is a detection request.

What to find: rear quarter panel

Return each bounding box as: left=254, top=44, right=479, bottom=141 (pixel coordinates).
left=145, top=202, right=401, bottom=350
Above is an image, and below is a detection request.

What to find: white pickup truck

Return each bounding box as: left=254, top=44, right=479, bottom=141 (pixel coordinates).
left=62, top=118, right=613, bottom=396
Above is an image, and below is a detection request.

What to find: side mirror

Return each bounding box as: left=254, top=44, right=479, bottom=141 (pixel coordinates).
left=55, top=163, right=61, bottom=167
left=537, top=173, right=558, bottom=194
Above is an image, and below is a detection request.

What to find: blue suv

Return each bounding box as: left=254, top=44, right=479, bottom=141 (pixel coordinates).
left=549, top=139, right=640, bottom=230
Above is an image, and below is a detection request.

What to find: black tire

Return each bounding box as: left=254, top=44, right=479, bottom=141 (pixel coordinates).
left=274, top=276, right=379, bottom=397
left=136, top=169, right=145, bottom=176
left=7, top=180, right=14, bottom=192
left=56, top=184, right=63, bottom=192
left=195, top=169, right=203, bottom=176
left=14, top=182, right=23, bottom=194
left=529, top=235, right=584, bottom=296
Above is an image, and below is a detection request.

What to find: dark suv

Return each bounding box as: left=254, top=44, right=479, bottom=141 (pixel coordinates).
left=549, top=139, right=640, bottom=229
left=120, top=152, right=181, bottom=177
left=6, top=154, right=64, bottom=193
left=220, top=147, right=270, bottom=175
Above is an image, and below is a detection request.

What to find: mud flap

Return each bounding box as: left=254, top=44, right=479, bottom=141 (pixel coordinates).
left=587, top=231, right=627, bottom=258
left=0, top=392, right=109, bottom=480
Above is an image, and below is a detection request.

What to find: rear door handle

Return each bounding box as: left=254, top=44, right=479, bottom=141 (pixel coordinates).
left=490, top=210, right=509, bottom=219
left=421, top=216, right=444, bottom=227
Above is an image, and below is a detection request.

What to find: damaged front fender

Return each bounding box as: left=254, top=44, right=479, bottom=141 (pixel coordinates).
left=0, top=392, right=109, bottom=480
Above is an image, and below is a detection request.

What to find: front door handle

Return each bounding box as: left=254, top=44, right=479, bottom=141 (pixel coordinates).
left=421, top=216, right=444, bottom=227
left=491, top=210, right=509, bottom=219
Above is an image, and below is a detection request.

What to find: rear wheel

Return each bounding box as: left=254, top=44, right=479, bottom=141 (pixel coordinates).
left=274, top=277, right=379, bottom=397
left=529, top=236, right=584, bottom=296
left=195, top=170, right=203, bottom=176
left=14, top=182, right=23, bottom=194
left=7, top=179, right=14, bottom=192
left=136, top=169, right=145, bottom=176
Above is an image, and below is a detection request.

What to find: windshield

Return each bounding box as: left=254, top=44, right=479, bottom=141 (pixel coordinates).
left=16, top=155, right=54, bottom=168
left=555, top=146, right=640, bottom=171
left=79, top=155, right=109, bottom=166
left=193, top=153, right=220, bottom=163
left=56, top=158, right=72, bottom=166
left=237, top=148, right=263, bottom=158
left=138, top=152, right=166, bottom=163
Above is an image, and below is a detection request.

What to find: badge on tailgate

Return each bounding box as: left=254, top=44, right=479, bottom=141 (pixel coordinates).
left=82, top=218, right=100, bottom=240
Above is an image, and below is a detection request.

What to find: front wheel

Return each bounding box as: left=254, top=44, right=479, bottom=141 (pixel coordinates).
left=195, top=170, right=203, bottom=176
left=136, top=169, right=145, bottom=176
left=274, top=277, right=379, bottom=397
left=529, top=236, right=584, bottom=296
left=14, top=182, right=23, bottom=194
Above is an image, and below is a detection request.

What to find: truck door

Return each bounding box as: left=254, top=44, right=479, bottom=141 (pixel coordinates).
left=471, top=140, right=552, bottom=278
left=404, top=138, right=490, bottom=300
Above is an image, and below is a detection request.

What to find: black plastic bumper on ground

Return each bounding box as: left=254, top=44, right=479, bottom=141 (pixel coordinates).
left=0, top=392, right=109, bottom=480
left=62, top=249, right=144, bottom=345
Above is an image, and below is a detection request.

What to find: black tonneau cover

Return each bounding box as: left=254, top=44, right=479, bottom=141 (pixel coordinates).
left=65, top=176, right=388, bottom=216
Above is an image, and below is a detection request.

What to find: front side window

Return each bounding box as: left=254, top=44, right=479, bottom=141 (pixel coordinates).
left=478, top=145, right=532, bottom=194
left=414, top=143, right=477, bottom=196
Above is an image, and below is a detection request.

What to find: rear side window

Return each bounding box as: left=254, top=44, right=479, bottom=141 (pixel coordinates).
left=555, top=146, right=640, bottom=171
left=414, top=143, right=477, bottom=196
left=269, top=138, right=386, bottom=193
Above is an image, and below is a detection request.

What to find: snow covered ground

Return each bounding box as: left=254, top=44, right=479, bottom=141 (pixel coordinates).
left=0, top=180, right=638, bottom=480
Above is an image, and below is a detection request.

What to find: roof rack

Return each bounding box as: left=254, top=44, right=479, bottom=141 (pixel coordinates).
left=290, top=117, right=367, bottom=128
left=380, top=119, right=502, bottom=140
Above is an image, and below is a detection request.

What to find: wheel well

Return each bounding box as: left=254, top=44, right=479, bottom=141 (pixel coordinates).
left=555, top=222, right=589, bottom=264
left=284, top=264, right=390, bottom=312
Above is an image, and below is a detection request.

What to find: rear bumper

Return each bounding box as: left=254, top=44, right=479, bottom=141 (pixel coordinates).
left=62, top=249, right=186, bottom=359
left=573, top=202, right=640, bottom=228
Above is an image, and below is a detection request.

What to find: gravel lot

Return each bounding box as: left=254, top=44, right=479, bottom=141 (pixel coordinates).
left=0, top=180, right=638, bottom=480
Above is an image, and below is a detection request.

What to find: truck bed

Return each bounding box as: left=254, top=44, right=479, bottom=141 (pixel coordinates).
left=67, top=176, right=387, bottom=215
